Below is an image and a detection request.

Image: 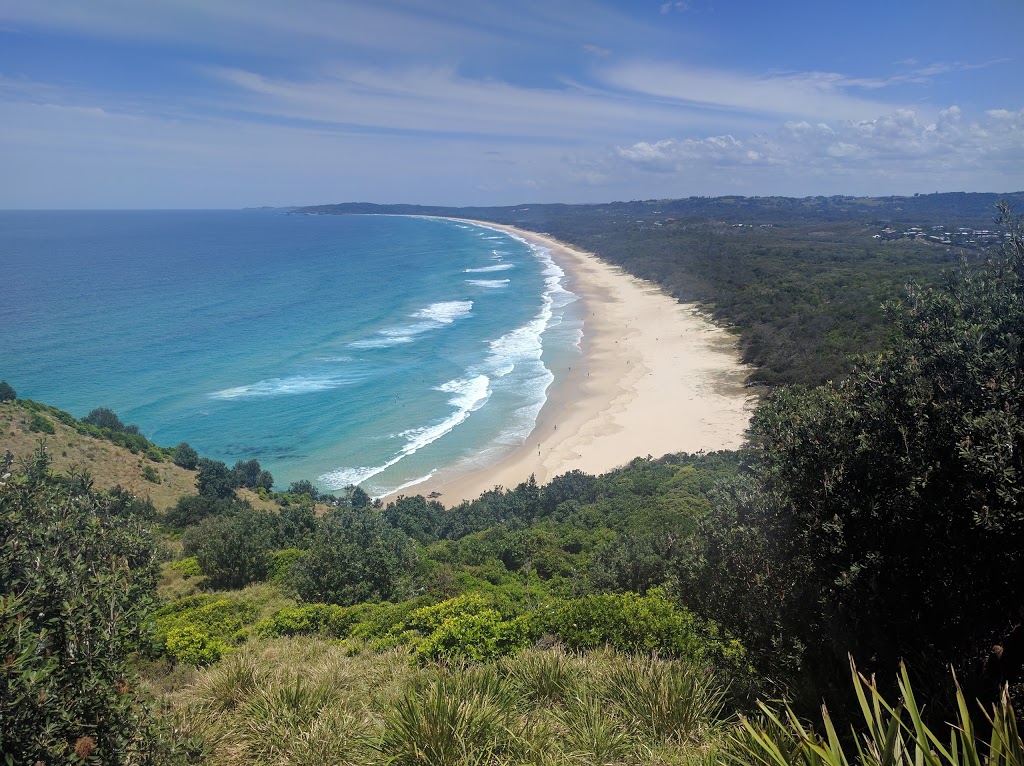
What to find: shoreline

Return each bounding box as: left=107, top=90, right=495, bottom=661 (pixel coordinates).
left=385, top=220, right=757, bottom=505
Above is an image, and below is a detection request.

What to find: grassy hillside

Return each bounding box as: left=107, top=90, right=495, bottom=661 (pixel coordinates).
left=0, top=399, right=198, bottom=510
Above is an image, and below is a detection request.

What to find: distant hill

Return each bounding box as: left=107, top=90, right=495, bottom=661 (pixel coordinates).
left=0, top=401, right=197, bottom=511
left=294, top=191, right=1024, bottom=228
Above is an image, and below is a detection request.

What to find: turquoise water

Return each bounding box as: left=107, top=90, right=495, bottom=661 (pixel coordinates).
left=0, top=211, right=581, bottom=496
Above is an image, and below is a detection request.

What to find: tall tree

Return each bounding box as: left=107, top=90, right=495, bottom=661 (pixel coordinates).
left=0, top=446, right=190, bottom=762
left=678, top=205, right=1024, bottom=709
left=292, top=507, right=416, bottom=605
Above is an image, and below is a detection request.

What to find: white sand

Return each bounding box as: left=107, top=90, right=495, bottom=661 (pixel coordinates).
left=388, top=221, right=757, bottom=505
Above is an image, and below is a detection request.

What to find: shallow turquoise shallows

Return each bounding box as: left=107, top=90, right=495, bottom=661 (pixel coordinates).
left=0, top=210, right=581, bottom=496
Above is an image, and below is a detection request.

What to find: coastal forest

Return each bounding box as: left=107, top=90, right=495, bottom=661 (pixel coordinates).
left=3, top=193, right=1024, bottom=765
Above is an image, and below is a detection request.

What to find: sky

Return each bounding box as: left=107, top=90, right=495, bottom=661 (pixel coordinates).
left=1, top=0, right=1022, bottom=208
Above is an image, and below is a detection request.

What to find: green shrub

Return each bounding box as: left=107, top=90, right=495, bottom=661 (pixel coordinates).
left=0, top=379, right=15, bottom=401
left=165, top=493, right=235, bottom=528
left=153, top=595, right=259, bottom=661
left=268, top=547, right=306, bottom=584
left=83, top=406, right=136, bottom=433
left=182, top=508, right=278, bottom=589
left=405, top=593, right=491, bottom=633
left=0, top=447, right=184, bottom=763
left=170, top=556, right=202, bottom=578
left=142, top=464, right=161, bottom=483
left=255, top=603, right=358, bottom=639
left=28, top=411, right=55, bottom=434
left=346, top=599, right=432, bottom=644
left=415, top=609, right=536, bottom=663
left=292, top=506, right=416, bottom=606
left=545, top=590, right=706, bottom=660
left=172, top=442, right=199, bottom=470
left=165, top=624, right=226, bottom=666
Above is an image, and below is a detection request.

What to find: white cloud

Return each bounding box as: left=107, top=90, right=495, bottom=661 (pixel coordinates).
left=611, top=106, right=1024, bottom=194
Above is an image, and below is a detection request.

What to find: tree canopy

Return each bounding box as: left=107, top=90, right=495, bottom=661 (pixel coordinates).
left=677, top=205, right=1024, bottom=710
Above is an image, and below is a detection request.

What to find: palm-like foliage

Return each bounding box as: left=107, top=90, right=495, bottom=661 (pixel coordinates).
left=733, top=662, right=1022, bottom=766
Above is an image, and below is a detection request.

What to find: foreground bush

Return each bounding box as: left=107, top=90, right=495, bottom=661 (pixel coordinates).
left=733, top=661, right=1022, bottom=766
left=0, top=446, right=197, bottom=763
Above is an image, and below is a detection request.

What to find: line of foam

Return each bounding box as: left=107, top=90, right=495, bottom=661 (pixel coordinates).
left=318, top=373, right=491, bottom=491
left=329, top=216, right=580, bottom=496
left=348, top=300, right=473, bottom=349
left=210, top=372, right=361, bottom=400
left=465, top=263, right=514, bottom=273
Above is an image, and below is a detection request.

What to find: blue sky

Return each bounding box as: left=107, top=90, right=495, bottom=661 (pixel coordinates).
left=1, top=0, right=1021, bottom=208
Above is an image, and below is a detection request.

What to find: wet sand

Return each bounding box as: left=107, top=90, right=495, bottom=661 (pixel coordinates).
left=391, top=221, right=757, bottom=505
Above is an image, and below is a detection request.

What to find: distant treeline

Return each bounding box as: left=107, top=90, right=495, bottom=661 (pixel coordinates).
left=296, top=192, right=1024, bottom=386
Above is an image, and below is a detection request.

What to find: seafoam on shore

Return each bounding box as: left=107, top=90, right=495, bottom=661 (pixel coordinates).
left=406, top=221, right=758, bottom=504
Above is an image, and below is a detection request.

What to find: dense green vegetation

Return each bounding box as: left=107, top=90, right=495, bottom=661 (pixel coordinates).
left=676, top=205, right=1024, bottom=717
left=0, top=443, right=201, bottom=763
left=4, top=196, right=1024, bottom=764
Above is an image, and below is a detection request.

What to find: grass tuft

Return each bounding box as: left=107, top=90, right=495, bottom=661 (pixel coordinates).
left=604, top=655, right=729, bottom=743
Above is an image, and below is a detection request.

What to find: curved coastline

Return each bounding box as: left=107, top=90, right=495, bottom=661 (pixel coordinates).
left=384, top=219, right=757, bottom=504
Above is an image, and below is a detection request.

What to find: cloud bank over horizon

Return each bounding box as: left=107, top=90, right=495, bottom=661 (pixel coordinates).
left=1, top=0, right=1021, bottom=208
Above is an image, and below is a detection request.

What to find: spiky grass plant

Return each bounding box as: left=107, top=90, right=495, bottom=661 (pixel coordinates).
left=164, top=637, right=739, bottom=765
left=376, top=670, right=514, bottom=765
left=239, top=675, right=338, bottom=763
left=604, top=655, right=729, bottom=744
left=556, top=694, right=636, bottom=764
left=504, top=645, right=583, bottom=707
left=732, top=662, right=1022, bottom=766
left=190, top=647, right=269, bottom=712
left=275, top=705, right=373, bottom=766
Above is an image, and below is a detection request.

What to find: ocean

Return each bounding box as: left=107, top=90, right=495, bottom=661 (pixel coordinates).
left=0, top=210, right=582, bottom=497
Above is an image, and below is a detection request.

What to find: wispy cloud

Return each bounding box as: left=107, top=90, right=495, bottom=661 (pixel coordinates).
left=598, top=61, right=907, bottom=121
left=202, top=64, right=721, bottom=141
left=1, top=0, right=1019, bottom=206
left=583, top=43, right=612, bottom=58
left=839, top=59, right=1011, bottom=90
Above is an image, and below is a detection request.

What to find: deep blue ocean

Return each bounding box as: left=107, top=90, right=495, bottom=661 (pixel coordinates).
left=0, top=210, right=581, bottom=496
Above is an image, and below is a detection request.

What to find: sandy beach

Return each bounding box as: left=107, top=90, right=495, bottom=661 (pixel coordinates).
left=397, top=221, right=757, bottom=505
